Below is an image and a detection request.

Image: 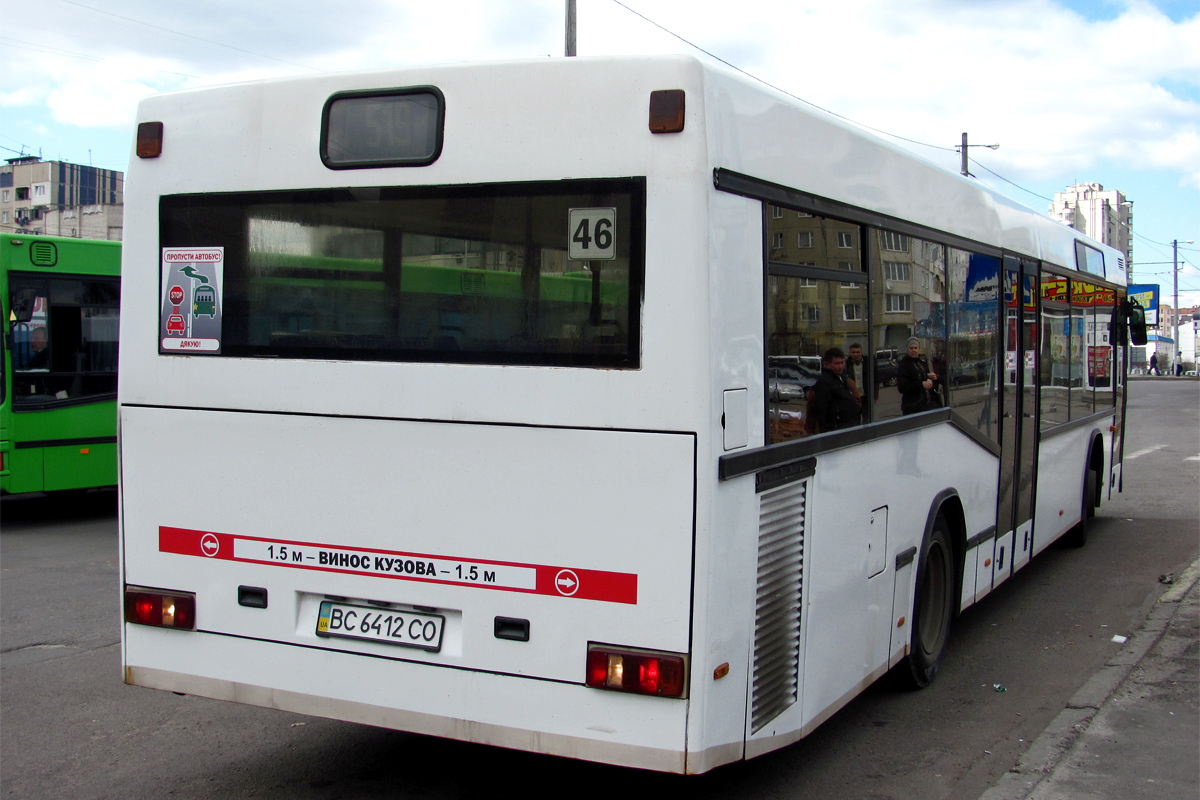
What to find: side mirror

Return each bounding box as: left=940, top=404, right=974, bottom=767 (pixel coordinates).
left=11, top=288, right=39, bottom=324
left=1123, top=299, right=1148, bottom=347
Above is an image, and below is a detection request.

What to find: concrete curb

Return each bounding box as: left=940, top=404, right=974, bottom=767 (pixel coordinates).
left=977, top=559, right=1200, bottom=800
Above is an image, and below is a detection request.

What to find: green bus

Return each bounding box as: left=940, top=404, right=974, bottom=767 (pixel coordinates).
left=1, top=233, right=120, bottom=494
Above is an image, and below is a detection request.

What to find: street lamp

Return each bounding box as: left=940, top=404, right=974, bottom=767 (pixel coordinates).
left=957, top=133, right=1000, bottom=177
left=1173, top=240, right=1193, bottom=371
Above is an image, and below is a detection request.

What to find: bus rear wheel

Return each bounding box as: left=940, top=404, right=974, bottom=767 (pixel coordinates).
left=901, top=515, right=954, bottom=689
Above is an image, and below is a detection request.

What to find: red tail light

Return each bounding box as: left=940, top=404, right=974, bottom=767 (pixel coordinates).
left=585, top=645, right=687, bottom=698
left=124, top=588, right=195, bottom=630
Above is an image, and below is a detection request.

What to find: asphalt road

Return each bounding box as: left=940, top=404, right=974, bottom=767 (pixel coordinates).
left=2, top=379, right=1196, bottom=800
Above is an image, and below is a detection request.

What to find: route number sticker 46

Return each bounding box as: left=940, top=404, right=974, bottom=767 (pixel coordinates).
left=568, top=208, right=616, bottom=261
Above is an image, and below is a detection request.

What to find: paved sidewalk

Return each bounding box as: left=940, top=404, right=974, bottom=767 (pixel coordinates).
left=979, top=560, right=1199, bottom=800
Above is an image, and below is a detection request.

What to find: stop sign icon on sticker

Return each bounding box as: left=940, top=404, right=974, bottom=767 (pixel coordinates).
left=169, top=285, right=185, bottom=305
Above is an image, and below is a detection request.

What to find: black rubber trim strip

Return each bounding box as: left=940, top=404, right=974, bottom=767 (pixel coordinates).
left=720, top=408, right=951, bottom=482
left=120, top=402, right=693, bottom=439
left=1039, top=408, right=1116, bottom=441
left=714, top=168, right=1005, bottom=261
left=895, top=546, right=918, bottom=570
left=767, top=261, right=867, bottom=285
left=15, top=435, right=117, bottom=450
left=12, top=392, right=117, bottom=413
left=754, top=457, right=816, bottom=493
left=965, top=526, right=998, bottom=550
left=720, top=407, right=1002, bottom=482
left=948, top=410, right=1003, bottom=456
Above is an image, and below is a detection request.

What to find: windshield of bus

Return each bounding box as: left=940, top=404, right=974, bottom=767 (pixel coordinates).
left=7, top=273, right=119, bottom=409
left=159, top=178, right=645, bottom=368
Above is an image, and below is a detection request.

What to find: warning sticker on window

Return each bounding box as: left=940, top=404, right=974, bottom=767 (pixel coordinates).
left=160, top=248, right=223, bottom=354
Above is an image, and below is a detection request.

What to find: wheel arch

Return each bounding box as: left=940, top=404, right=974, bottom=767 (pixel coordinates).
left=923, top=488, right=966, bottom=618
left=1084, top=429, right=1105, bottom=507
left=1087, top=428, right=1105, bottom=467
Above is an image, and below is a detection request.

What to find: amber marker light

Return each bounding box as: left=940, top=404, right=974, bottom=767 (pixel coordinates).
left=648, top=90, right=685, bottom=133
left=136, top=122, right=164, bottom=158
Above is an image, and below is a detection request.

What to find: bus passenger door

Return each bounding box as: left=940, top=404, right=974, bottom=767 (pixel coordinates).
left=997, top=257, right=1038, bottom=580
left=1013, top=263, right=1039, bottom=569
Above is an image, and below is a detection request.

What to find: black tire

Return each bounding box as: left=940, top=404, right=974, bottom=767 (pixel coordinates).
left=1062, top=465, right=1097, bottom=548
left=900, top=515, right=955, bottom=689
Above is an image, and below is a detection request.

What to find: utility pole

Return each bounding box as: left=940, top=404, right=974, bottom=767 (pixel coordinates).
left=956, top=133, right=999, bottom=177
left=1172, top=239, right=1193, bottom=365
left=565, top=0, right=577, bottom=57
left=1173, top=240, right=1179, bottom=362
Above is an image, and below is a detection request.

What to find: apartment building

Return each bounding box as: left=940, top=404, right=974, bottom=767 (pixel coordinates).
left=0, top=156, right=123, bottom=240
left=1049, top=183, right=1132, bottom=267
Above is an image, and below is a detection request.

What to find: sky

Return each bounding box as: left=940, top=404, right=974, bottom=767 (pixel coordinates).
left=2, top=0, right=1198, bottom=307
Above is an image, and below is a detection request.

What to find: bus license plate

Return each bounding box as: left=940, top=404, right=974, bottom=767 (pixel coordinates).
left=316, top=601, right=444, bottom=652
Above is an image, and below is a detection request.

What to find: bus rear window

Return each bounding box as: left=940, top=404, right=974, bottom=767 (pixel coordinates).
left=159, top=178, right=644, bottom=368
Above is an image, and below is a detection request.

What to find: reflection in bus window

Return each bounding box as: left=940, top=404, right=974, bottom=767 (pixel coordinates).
left=1039, top=294, right=1070, bottom=429
left=946, top=250, right=1000, bottom=442
left=1074, top=278, right=1117, bottom=416
left=765, top=277, right=867, bottom=442
left=764, top=209, right=867, bottom=442
left=161, top=180, right=643, bottom=368
left=1095, top=300, right=1118, bottom=409
left=871, top=229, right=946, bottom=422
left=767, top=212, right=863, bottom=272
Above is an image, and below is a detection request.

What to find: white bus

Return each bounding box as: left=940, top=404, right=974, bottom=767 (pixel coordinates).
left=119, top=55, right=1143, bottom=774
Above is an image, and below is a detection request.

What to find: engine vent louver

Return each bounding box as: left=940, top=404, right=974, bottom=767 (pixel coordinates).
left=751, top=478, right=807, bottom=733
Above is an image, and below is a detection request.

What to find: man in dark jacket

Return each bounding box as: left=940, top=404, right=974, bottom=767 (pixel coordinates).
left=811, top=347, right=860, bottom=432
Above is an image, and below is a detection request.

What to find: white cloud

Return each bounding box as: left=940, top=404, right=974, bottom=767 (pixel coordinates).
left=8, top=1, right=1194, bottom=171
left=3, top=1, right=1197, bottom=211
left=0, top=0, right=1195, bottom=299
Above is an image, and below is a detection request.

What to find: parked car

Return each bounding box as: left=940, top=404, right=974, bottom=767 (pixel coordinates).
left=768, top=360, right=819, bottom=404
left=951, top=359, right=992, bottom=387
left=874, top=350, right=898, bottom=386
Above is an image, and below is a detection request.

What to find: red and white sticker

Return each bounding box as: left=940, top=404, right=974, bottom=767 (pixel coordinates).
left=159, top=526, right=637, bottom=604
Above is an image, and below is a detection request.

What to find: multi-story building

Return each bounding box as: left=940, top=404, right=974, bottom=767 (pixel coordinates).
left=0, top=156, right=123, bottom=240
left=1049, top=183, right=1132, bottom=268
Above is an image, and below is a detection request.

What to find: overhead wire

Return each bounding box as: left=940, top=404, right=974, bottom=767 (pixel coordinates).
left=619, top=0, right=1200, bottom=296
left=609, top=0, right=957, bottom=153
left=54, top=0, right=320, bottom=72
left=0, top=36, right=200, bottom=79
left=967, top=157, right=1054, bottom=202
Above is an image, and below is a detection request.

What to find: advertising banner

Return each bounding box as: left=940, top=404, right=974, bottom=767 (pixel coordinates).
left=1127, top=284, right=1159, bottom=326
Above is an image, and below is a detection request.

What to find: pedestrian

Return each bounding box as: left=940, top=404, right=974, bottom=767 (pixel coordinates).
left=1174, top=352, right=1183, bottom=376
left=811, top=347, right=861, bottom=432
left=845, top=342, right=873, bottom=405
left=1149, top=352, right=1158, bottom=375
left=897, top=337, right=941, bottom=414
